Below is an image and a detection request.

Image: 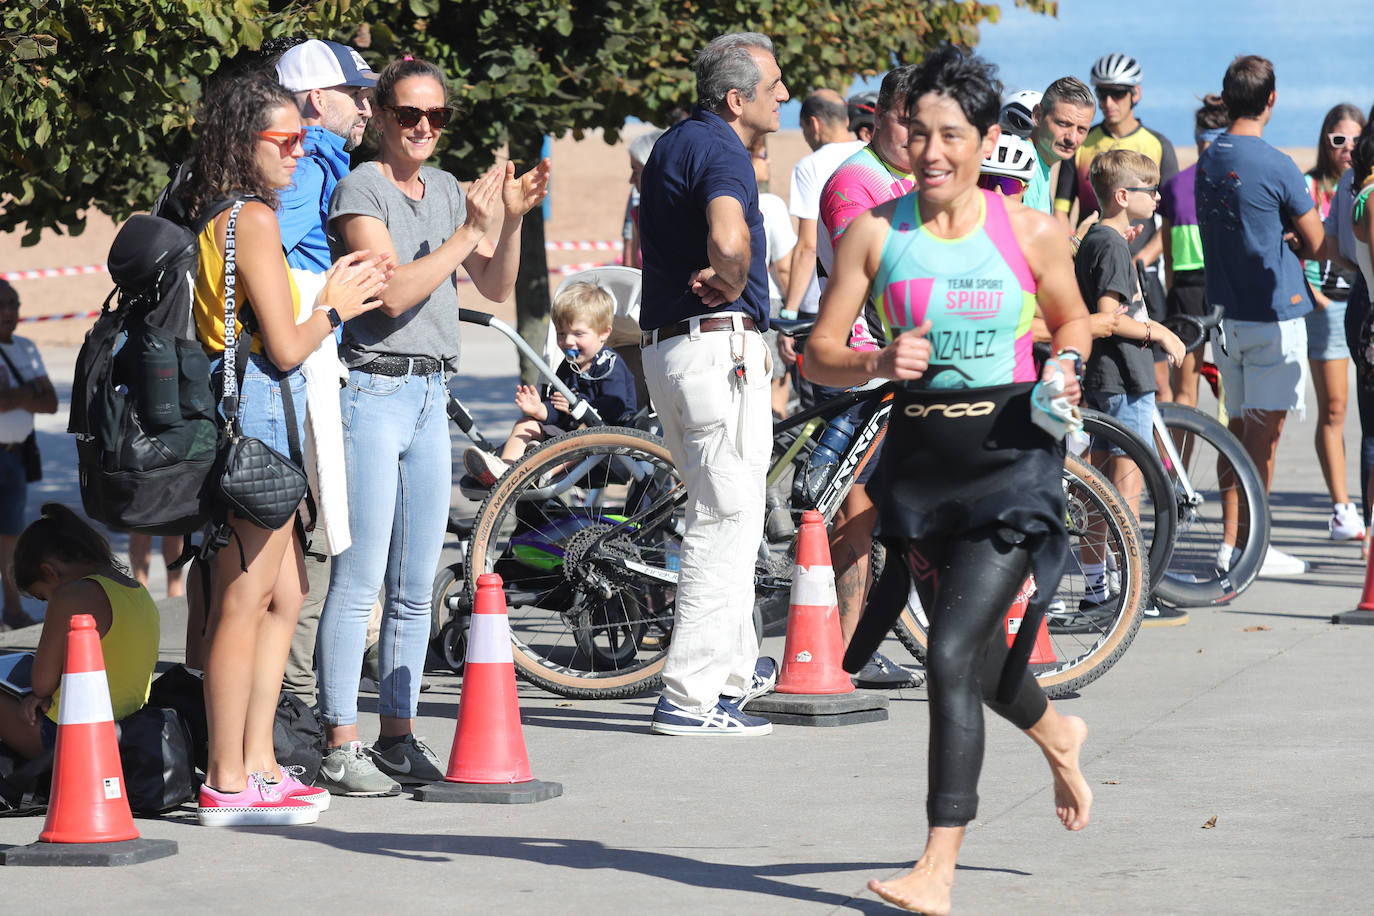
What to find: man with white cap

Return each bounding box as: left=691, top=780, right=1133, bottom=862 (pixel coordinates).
left=275, top=39, right=379, bottom=271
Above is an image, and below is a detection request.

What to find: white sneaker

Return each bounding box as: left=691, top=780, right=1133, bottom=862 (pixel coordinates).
left=1258, top=546, right=1307, bottom=578
left=463, top=447, right=510, bottom=488
left=1330, top=503, right=1366, bottom=541
left=1215, top=542, right=1239, bottom=572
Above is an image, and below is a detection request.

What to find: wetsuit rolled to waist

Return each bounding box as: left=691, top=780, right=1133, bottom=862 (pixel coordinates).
left=844, top=381, right=1068, bottom=702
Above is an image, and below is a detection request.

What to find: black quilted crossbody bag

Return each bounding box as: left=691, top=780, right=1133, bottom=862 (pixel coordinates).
left=211, top=199, right=307, bottom=530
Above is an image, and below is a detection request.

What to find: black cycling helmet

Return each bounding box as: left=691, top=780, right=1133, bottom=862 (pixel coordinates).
left=1090, top=53, right=1142, bottom=88
left=848, top=91, right=878, bottom=134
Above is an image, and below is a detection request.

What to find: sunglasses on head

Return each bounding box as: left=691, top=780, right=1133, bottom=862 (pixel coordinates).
left=1096, top=86, right=1132, bottom=101
left=258, top=129, right=306, bottom=153
left=977, top=174, right=1027, bottom=196
left=1329, top=132, right=1361, bottom=149
left=386, top=105, right=454, bottom=129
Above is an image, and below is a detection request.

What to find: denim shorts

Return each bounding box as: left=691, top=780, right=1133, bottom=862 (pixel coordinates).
left=0, top=448, right=25, bottom=535
left=1306, top=297, right=1350, bottom=361
left=215, top=353, right=308, bottom=458
left=1089, top=392, right=1155, bottom=456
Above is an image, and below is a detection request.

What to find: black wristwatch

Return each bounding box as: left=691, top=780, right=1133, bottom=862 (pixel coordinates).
left=325, top=307, right=342, bottom=330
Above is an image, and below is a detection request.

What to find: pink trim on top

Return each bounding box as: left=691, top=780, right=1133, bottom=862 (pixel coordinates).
left=979, top=188, right=1035, bottom=293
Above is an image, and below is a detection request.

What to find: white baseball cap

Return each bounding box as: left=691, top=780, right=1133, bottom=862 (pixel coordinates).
left=276, top=39, right=378, bottom=92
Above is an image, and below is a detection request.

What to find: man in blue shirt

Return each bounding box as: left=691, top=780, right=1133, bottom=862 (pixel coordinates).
left=275, top=39, right=378, bottom=272
left=638, top=32, right=788, bottom=736
left=1196, top=54, right=1325, bottom=578
left=272, top=40, right=387, bottom=759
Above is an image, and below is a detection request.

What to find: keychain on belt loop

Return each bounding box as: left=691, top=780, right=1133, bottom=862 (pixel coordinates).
left=729, top=329, right=748, bottom=446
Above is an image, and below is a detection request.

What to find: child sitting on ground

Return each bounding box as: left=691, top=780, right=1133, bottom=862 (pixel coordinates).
left=1075, top=149, right=1185, bottom=613
left=0, top=503, right=159, bottom=761
left=465, top=281, right=637, bottom=486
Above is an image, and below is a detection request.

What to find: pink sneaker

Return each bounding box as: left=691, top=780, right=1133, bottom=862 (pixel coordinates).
left=197, top=773, right=319, bottom=827
left=263, top=766, right=331, bottom=811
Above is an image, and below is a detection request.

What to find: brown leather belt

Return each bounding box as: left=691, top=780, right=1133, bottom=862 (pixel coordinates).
left=641, top=315, right=758, bottom=348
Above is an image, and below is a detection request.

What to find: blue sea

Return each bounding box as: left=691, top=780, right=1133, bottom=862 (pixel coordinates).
left=779, top=0, right=1374, bottom=149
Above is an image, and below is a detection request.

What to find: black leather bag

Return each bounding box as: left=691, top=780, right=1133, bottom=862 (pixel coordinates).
left=115, top=705, right=197, bottom=813
left=215, top=428, right=308, bottom=530
left=210, top=199, right=307, bottom=531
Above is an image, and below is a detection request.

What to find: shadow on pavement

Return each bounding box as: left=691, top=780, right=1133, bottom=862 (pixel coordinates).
left=232, top=826, right=913, bottom=911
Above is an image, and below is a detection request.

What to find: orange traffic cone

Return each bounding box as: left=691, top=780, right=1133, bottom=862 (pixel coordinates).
left=775, top=511, right=855, bottom=695
left=1004, top=576, right=1056, bottom=665
left=413, top=573, right=561, bottom=804
left=0, top=614, right=176, bottom=867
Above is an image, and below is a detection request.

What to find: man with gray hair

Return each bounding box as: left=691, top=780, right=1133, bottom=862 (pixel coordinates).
left=1024, top=76, right=1095, bottom=215
left=638, top=32, right=789, bottom=735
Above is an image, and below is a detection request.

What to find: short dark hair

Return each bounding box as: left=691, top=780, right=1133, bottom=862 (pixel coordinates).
left=903, top=45, right=1002, bottom=136
left=1041, top=76, right=1094, bottom=119
left=0, top=278, right=17, bottom=308
left=800, top=92, right=847, bottom=128
left=876, top=65, right=918, bottom=117
left=1221, top=55, right=1275, bottom=121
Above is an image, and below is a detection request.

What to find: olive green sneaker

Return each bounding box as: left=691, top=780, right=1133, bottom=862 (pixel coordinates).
left=368, top=735, right=445, bottom=785
left=317, top=741, right=403, bottom=797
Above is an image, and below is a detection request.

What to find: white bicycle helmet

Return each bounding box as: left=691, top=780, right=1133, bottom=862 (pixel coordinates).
left=981, top=133, right=1037, bottom=182
left=1000, top=90, right=1042, bottom=138
left=1090, top=53, right=1142, bottom=88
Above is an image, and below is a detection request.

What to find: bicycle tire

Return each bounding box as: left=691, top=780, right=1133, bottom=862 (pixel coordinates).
left=894, top=453, right=1148, bottom=697
left=1078, top=408, right=1177, bottom=594
left=464, top=427, right=682, bottom=699
left=1152, top=402, right=1270, bottom=608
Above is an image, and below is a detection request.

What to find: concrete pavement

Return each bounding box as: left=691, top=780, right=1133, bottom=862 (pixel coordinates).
left=2, top=328, right=1372, bottom=913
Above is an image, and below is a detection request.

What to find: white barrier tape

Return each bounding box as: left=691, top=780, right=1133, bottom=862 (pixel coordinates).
left=791, top=564, right=837, bottom=607
left=467, top=610, right=515, bottom=665
left=2, top=264, right=107, bottom=282
left=56, top=670, right=115, bottom=725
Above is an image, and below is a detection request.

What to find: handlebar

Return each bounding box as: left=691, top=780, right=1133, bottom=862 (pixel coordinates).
left=458, top=308, right=603, bottom=426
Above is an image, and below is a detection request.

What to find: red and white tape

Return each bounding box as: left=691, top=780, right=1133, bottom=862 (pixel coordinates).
left=545, top=240, right=621, bottom=252
left=2, top=264, right=108, bottom=282
left=18, top=261, right=615, bottom=319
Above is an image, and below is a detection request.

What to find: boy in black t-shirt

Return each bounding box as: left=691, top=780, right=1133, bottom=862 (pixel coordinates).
left=1075, top=149, right=1184, bottom=615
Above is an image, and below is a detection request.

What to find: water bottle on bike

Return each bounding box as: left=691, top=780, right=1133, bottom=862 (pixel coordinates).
left=793, top=408, right=859, bottom=508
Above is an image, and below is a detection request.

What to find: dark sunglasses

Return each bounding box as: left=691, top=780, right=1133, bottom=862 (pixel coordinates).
left=1329, top=132, right=1361, bottom=149
left=258, top=129, right=306, bottom=153
left=385, top=105, right=454, bottom=129
left=1095, top=86, right=1132, bottom=101
left=978, top=174, right=1027, bottom=196
left=1124, top=185, right=1160, bottom=195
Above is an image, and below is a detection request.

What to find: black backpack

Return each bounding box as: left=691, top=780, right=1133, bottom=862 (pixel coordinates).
left=69, top=196, right=241, bottom=535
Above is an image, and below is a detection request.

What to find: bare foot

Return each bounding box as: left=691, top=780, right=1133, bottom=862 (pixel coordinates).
left=1045, top=714, right=1092, bottom=830
left=868, top=858, right=954, bottom=914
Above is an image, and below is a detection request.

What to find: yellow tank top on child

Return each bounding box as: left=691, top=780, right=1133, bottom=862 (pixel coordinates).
left=192, top=217, right=301, bottom=356
left=47, top=575, right=160, bottom=724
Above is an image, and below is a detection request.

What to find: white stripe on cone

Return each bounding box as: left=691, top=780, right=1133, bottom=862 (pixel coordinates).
left=467, top=612, right=515, bottom=664
left=791, top=564, right=838, bottom=607
left=56, top=670, right=114, bottom=725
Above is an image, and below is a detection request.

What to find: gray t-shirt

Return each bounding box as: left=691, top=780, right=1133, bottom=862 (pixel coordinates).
left=327, top=161, right=467, bottom=370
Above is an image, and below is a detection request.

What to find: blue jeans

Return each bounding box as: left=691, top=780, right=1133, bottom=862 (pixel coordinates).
left=317, top=369, right=451, bottom=726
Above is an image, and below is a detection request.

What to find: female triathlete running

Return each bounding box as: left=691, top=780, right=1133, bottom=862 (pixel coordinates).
left=804, top=47, right=1095, bottom=914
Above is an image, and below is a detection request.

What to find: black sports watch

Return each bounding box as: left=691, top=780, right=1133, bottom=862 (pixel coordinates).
left=325, top=307, right=342, bottom=330
left=1054, top=347, right=1083, bottom=381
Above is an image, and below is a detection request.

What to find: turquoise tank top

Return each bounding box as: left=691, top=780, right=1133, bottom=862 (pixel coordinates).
left=873, top=189, right=1038, bottom=389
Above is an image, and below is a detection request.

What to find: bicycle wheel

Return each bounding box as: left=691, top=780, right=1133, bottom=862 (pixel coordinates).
left=1078, top=408, right=1177, bottom=594
left=1153, top=402, right=1270, bottom=608
left=894, top=453, right=1148, bottom=698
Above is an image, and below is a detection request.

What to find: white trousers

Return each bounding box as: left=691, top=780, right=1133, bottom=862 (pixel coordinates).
left=642, top=315, right=773, bottom=712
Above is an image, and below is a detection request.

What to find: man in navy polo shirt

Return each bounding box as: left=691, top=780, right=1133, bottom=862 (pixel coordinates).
left=639, top=32, right=788, bottom=736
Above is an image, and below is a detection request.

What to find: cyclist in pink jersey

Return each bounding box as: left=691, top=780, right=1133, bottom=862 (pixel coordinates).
left=814, top=64, right=917, bottom=688
left=806, top=47, right=1094, bottom=915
